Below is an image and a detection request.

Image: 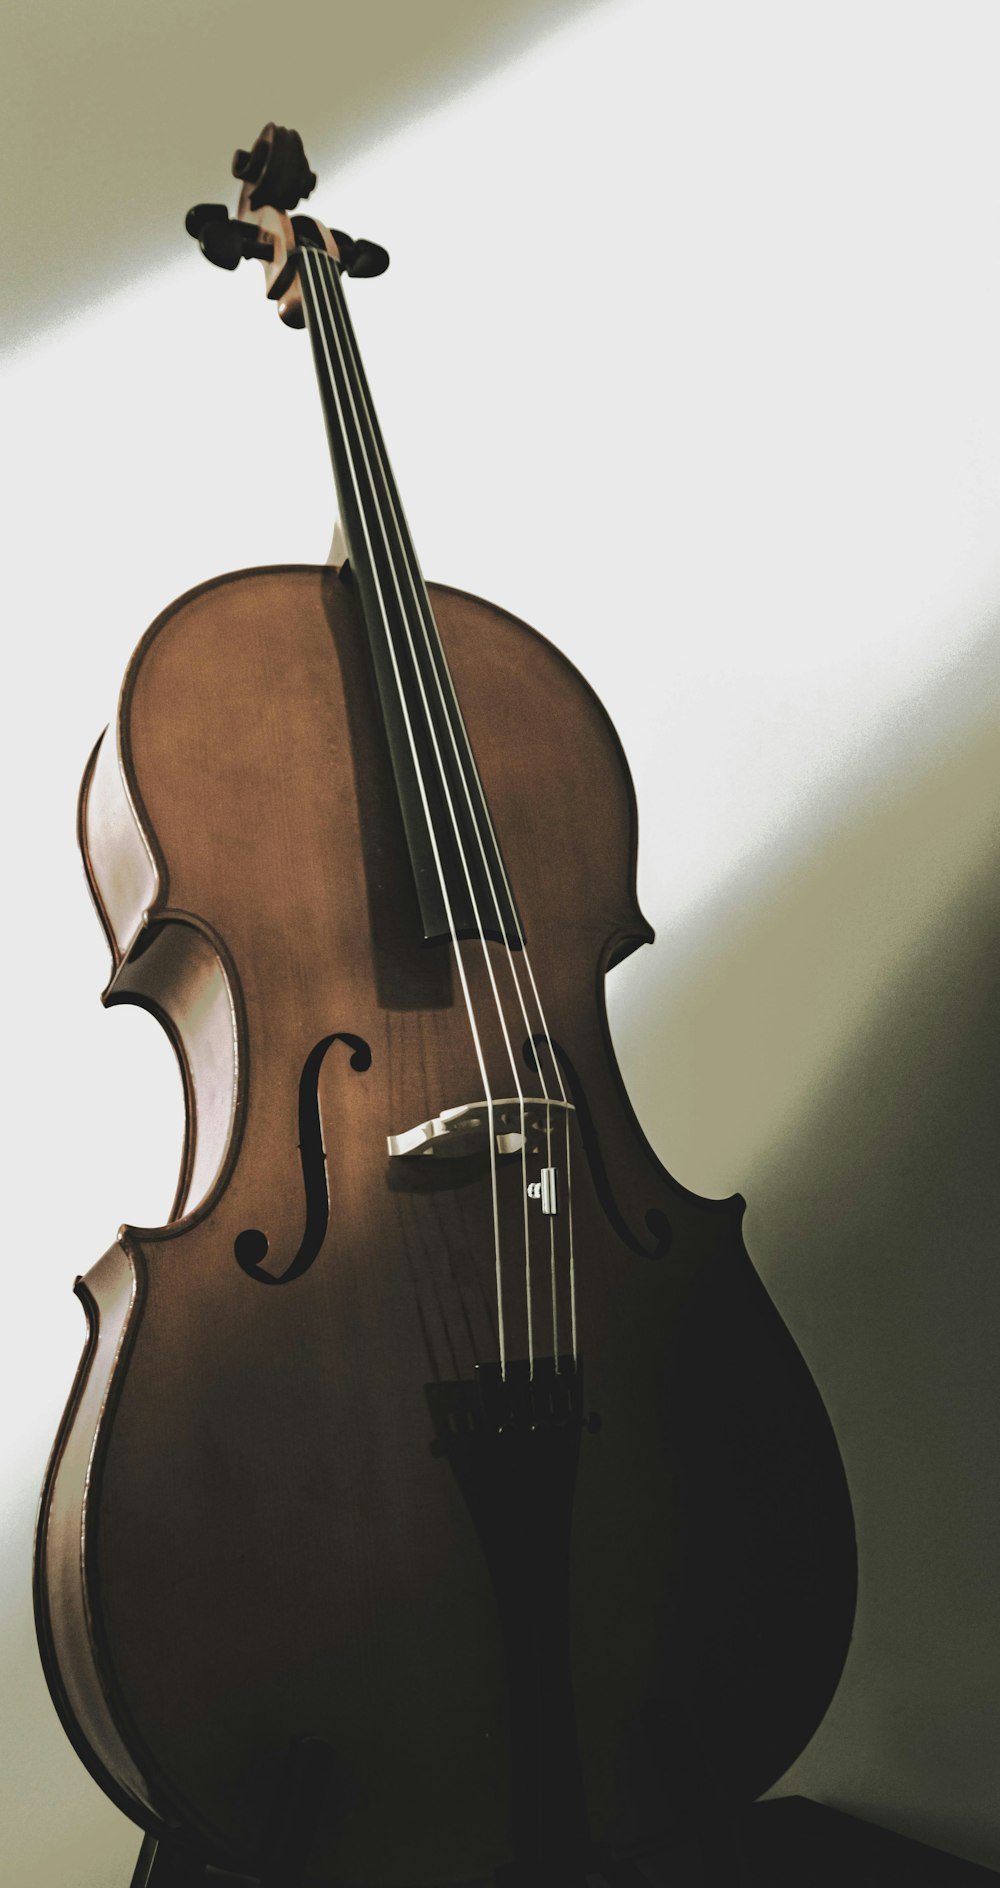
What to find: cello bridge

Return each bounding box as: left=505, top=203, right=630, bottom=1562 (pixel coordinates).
left=387, top=1097, right=574, bottom=1160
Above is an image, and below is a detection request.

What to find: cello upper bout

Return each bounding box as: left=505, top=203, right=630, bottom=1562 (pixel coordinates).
left=79, top=727, right=157, bottom=969
left=80, top=728, right=241, bottom=1228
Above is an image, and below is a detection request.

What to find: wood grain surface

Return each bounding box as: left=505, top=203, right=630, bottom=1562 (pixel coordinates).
left=36, top=568, right=856, bottom=1886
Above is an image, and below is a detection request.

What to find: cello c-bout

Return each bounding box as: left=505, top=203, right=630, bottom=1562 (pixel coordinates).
left=35, top=125, right=856, bottom=1888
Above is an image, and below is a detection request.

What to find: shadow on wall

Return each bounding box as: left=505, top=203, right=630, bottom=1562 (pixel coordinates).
left=2, top=0, right=598, bottom=351
left=616, top=640, right=1000, bottom=1868
left=757, top=792, right=1000, bottom=1867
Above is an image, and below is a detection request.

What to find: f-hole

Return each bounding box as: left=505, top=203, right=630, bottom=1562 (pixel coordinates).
left=234, top=1032, right=372, bottom=1285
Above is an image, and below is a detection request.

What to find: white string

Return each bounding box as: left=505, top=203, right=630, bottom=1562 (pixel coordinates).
left=304, top=244, right=537, bottom=1374
left=320, top=246, right=579, bottom=1369
left=298, top=248, right=508, bottom=1371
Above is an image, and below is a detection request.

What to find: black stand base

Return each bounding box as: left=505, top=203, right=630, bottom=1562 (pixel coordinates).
left=131, top=1797, right=1000, bottom=1888
left=130, top=1737, right=335, bottom=1888
left=745, top=1798, right=999, bottom=1887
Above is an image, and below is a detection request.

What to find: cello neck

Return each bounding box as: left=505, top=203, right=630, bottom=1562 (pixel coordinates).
left=296, top=235, right=523, bottom=952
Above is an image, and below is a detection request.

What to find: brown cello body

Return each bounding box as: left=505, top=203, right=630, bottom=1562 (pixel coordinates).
left=37, top=561, right=855, bottom=1885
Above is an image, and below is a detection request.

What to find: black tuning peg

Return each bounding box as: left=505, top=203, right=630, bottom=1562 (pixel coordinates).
left=292, top=219, right=390, bottom=279
left=330, top=230, right=390, bottom=279
left=232, top=146, right=266, bottom=186
left=185, top=205, right=274, bottom=272
left=232, top=125, right=316, bottom=212
left=185, top=202, right=228, bottom=243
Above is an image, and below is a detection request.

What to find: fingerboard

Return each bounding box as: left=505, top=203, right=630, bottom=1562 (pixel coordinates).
left=297, top=238, right=524, bottom=952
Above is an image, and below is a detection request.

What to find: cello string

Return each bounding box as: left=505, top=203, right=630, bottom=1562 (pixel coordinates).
left=308, top=245, right=537, bottom=1375
left=314, top=249, right=578, bottom=1380
left=303, top=244, right=536, bottom=1375
left=321, top=244, right=577, bottom=1369
left=321, top=243, right=574, bottom=1369
left=299, top=247, right=512, bottom=1377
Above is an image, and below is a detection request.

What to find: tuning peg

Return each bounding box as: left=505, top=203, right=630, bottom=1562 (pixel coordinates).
left=293, top=221, right=390, bottom=278
left=186, top=203, right=229, bottom=243
left=232, top=125, right=316, bottom=211
left=232, top=146, right=264, bottom=185
left=185, top=206, right=274, bottom=271
left=331, top=230, right=390, bottom=279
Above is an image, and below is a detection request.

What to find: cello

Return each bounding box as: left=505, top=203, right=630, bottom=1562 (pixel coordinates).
left=35, top=125, right=856, bottom=1887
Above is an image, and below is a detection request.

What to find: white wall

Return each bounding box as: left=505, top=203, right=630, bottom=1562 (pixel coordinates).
left=4, top=2, right=1000, bottom=1880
